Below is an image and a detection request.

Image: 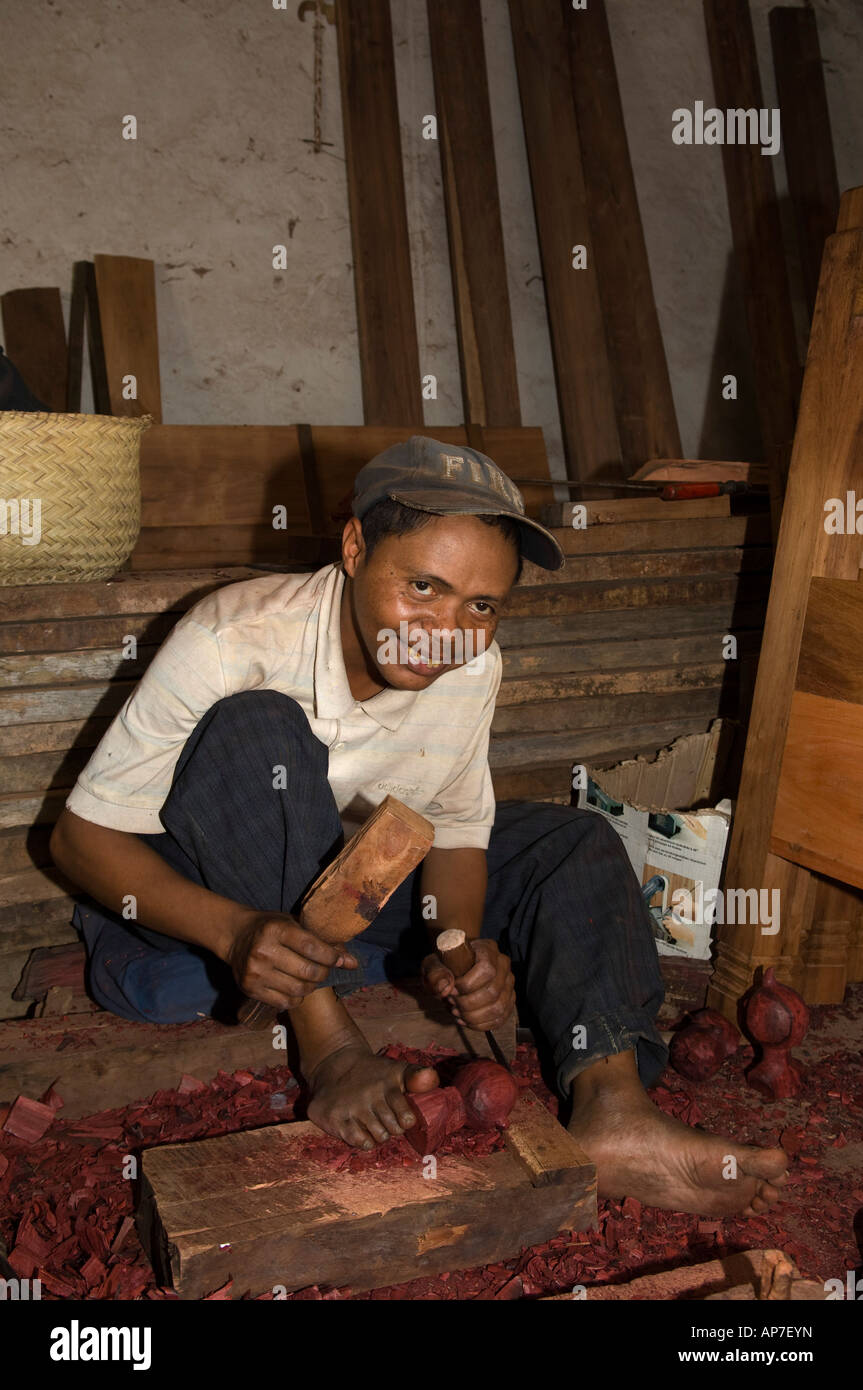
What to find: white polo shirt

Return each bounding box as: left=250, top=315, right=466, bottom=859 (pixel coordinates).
left=65, top=563, right=501, bottom=850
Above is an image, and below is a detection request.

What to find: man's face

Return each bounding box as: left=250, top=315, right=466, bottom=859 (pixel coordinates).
left=342, top=513, right=520, bottom=691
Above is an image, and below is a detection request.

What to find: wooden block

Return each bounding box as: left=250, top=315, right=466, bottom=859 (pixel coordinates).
left=135, top=1087, right=596, bottom=1298
left=0, top=287, right=67, bottom=410
left=630, top=458, right=769, bottom=487
left=93, top=254, right=162, bottom=422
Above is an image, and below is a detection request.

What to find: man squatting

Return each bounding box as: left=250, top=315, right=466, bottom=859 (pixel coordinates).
left=51, top=437, right=788, bottom=1215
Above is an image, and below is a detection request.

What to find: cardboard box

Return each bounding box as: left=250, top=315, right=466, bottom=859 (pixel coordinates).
left=574, top=722, right=732, bottom=961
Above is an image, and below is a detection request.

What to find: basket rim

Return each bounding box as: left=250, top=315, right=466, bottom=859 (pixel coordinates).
left=0, top=410, right=153, bottom=428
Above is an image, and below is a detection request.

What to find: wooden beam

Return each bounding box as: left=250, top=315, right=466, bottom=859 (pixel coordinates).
left=769, top=6, right=840, bottom=321
left=427, top=0, right=520, bottom=426
left=563, top=0, right=681, bottom=467
left=335, top=0, right=422, bottom=424
left=508, top=0, right=621, bottom=482
left=0, top=288, right=67, bottom=411
left=93, top=254, right=162, bottom=422
left=703, top=0, right=802, bottom=518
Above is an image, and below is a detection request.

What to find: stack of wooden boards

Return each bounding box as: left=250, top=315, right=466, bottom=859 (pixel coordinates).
left=0, top=495, right=770, bottom=1017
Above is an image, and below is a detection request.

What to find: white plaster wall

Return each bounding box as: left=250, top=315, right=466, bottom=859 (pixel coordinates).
left=2, top=0, right=861, bottom=478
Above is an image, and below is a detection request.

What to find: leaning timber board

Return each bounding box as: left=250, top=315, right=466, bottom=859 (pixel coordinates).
left=136, top=1091, right=596, bottom=1298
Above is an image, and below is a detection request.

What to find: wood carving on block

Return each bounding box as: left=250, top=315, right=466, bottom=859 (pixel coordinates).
left=404, top=1062, right=519, bottom=1154
left=136, top=1090, right=596, bottom=1298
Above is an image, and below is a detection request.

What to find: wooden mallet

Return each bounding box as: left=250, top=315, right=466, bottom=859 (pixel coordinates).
left=238, top=797, right=434, bottom=1027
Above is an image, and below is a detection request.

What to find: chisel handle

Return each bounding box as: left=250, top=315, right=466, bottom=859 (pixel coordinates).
left=435, top=928, right=478, bottom=978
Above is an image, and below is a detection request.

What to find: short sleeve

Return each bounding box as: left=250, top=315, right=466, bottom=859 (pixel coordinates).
left=422, top=650, right=502, bottom=850
left=64, top=617, right=227, bottom=833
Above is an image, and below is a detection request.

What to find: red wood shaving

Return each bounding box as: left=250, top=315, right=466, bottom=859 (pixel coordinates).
left=2, top=1095, right=55, bottom=1143
left=1, top=989, right=861, bottom=1300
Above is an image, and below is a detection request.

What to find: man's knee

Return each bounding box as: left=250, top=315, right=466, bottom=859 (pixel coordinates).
left=179, top=690, right=324, bottom=773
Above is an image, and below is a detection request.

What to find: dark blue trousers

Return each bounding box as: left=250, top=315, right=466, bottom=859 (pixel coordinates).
left=73, top=691, right=668, bottom=1096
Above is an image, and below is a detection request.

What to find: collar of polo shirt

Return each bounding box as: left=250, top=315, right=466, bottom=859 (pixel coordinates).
left=312, top=565, right=419, bottom=730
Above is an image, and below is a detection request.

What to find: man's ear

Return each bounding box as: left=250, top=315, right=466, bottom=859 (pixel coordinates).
left=341, top=516, right=366, bottom=578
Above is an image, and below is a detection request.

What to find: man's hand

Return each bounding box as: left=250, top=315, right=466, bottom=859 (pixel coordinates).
left=225, top=910, right=358, bottom=1010
left=422, top=938, right=514, bottom=1031
left=306, top=1045, right=440, bottom=1149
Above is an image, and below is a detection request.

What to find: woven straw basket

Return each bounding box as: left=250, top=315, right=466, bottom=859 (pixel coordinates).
left=0, top=411, right=152, bottom=585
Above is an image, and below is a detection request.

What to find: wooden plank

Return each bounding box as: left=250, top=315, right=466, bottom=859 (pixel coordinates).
left=554, top=514, right=771, bottom=556
left=796, top=577, right=863, bottom=704
left=138, top=425, right=311, bottom=530
left=0, top=613, right=178, bottom=657
left=505, top=572, right=770, bottom=619
left=540, top=496, right=731, bottom=526
left=498, top=599, right=766, bottom=647
left=0, top=287, right=67, bottom=410
left=335, top=0, right=422, bottom=424
left=0, top=684, right=133, bottom=728
left=495, top=662, right=732, bottom=708
left=0, top=791, right=69, bottom=831
left=771, top=690, right=863, bottom=892
left=491, top=687, right=725, bottom=737
left=131, top=526, right=332, bottom=571
left=563, top=0, right=681, bottom=467
left=137, top=1088, right=595, bottom=1298
left=518, top=546, right=773, bottom=588
left=93, top=254, right=162, bottom=422
left=0, top=568, right=260, bottom=623
left=1, top=748, right=92, bottom=795
left=0, top=825, right=53, bottom=875
left=0, top=866, right=73, bottom=908
left=0, top=647, right=157, bottom=688
left=769, top=7, right=840, bottom=320
left=508, top=0, right=621, bottom=482
left=0, top=983, right=513, bottom=1115
left=501, top=630, right=760, bottom=680
left=427, top=0, right=520, bottom=426
left=505, top=1092, right=591, bottom=1187
left=708, top=208, right=863, bottom=1018
left=0, top=719, right=111, bottom=759
left=489, top=717, right=716, bottom=771
left=703, top=0, right=801, bottom=512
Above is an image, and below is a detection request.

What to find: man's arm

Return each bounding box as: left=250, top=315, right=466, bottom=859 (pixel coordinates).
left=420, top=845, right=514, bottom=1031
left=49, top=810, right=352, bottom=1008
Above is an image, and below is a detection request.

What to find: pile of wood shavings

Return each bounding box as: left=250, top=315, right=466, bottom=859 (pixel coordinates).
left=2, top=993, right=861, bottom=1301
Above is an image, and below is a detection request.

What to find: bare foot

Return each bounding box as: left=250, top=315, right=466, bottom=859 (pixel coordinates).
left=567, top=1052, right=789, bottom=1217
